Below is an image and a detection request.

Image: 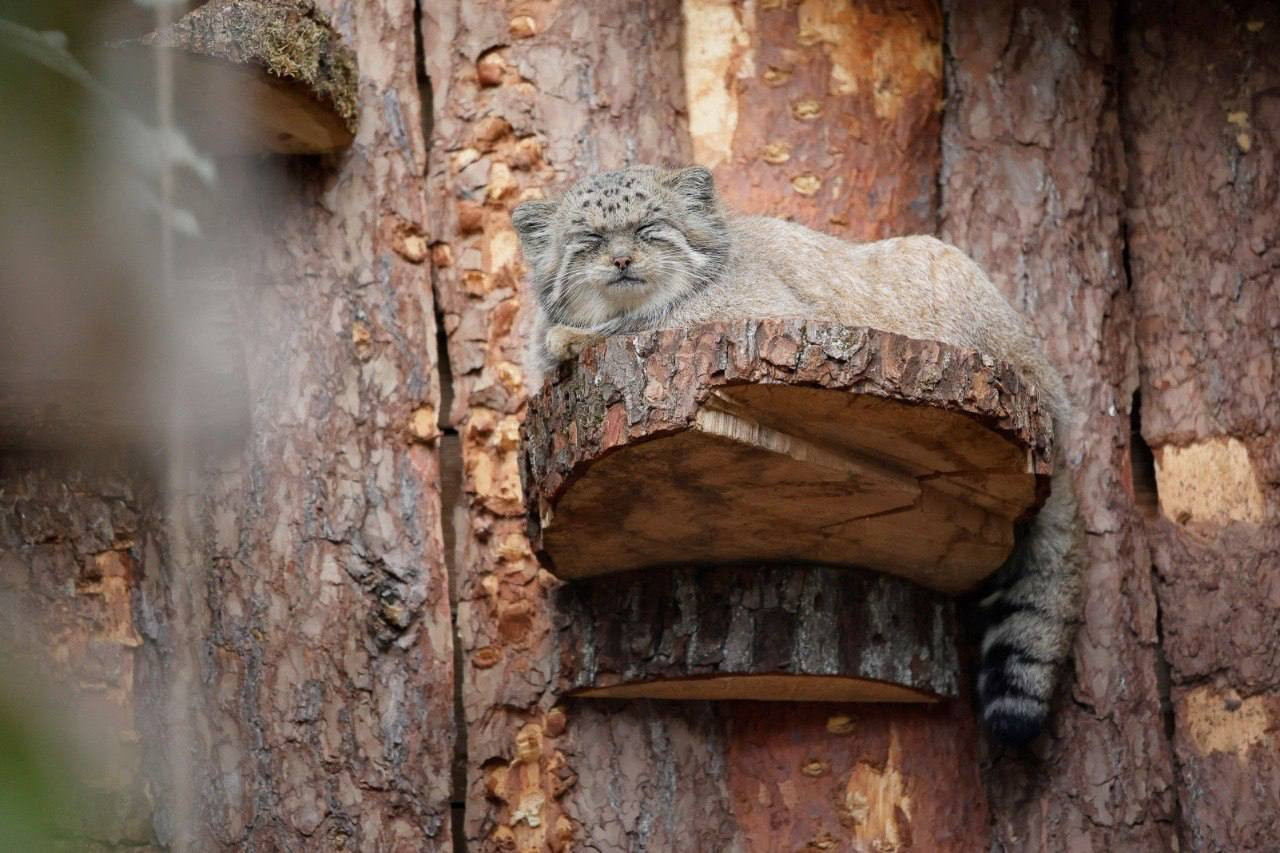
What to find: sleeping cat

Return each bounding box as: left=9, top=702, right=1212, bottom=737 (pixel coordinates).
left=513, top=165, right=1082, bottom=746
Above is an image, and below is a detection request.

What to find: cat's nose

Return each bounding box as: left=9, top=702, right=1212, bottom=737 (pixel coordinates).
left=612, top=255, right=632, bottom=270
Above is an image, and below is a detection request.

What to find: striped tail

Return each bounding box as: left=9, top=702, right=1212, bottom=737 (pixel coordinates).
left=976, top=465, right=1083, bottom=746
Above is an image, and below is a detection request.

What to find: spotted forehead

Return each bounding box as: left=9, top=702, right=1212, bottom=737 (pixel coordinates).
left=562, top=170, right=662, bottom=228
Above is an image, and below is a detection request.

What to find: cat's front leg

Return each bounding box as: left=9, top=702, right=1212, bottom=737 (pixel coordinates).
left=545, top=325, right=604, bottom=362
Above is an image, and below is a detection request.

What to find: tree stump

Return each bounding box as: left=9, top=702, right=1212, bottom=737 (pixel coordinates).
left=106, top=0, right=358, bottom=154
left=522, top=319, right=1054, bottom=594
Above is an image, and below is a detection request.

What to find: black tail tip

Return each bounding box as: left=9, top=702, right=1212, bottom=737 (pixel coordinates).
left=984, top=709, right=1045, bottom=748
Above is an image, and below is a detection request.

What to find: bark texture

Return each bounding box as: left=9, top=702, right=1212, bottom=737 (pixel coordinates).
left=143, top=0, right=454, bottom=847
left=690, top=3, right=990, bottom=848
left=0, top=453, right=159, bottom=850
left=684, top=0, right=943, bottom=240
left=8, top=0, right=1277, bottom=849
left=1123, top=2, right=1280, bottom=848
left=424, top=3, right=726, bottom=850
left=556, top=564, right=960, bottom=701
left=942, top=0, right=1179, bottom=848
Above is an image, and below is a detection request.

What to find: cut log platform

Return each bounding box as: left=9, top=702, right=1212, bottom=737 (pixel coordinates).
left=107, top=0, right=358, bottom=154
left=555, top=564, right=960, bottom=702
left=521, top=320, right=1054, bottom=595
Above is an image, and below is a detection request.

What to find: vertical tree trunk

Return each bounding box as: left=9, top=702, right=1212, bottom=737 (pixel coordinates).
left=430, top=0, right=991, bottom=848
left=148, top=0, right=455, bottom=847
left=941, top=0, right=1179, bottom=848
left=7, top=0, right=1279, bottom=849
left=687, top=2, right=988, bottom=848
left=1122, top=2, right=1280, bottom=848
left=425, top=3, right=737, bottom=851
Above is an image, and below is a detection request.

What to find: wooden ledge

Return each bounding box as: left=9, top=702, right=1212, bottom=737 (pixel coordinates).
left=555, top=564, right=960, bottom=702
left=108, top=0, right=358, bottom=154
left=521, top=320, right=1054, bottom=594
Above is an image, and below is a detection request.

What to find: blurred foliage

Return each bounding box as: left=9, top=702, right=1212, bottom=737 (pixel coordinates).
left=0, top=665, right=92, bottom=849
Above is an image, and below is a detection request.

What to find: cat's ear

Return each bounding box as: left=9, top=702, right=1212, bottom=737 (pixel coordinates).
left=511, top=200, right=558, bottom=267
left=662, top=165, right=718, bottom=211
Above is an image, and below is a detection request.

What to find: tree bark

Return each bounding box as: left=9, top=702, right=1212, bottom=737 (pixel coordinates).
left=424, top=3, right=723, bottom=850
left=941, top=0, right=1179, bottom=848
left=686, top=0, right=943, bottom=241
left=1122, top=2, right=1280, bottom=848
left=0, top=453, right=158, bottom=850
left=146, top=0, right=455, bottom=847
left=686, top=4, right=991, bottom=849
left=11, top=0, right=1280, bottom=848
left=556, top=563, right=959, bottom=702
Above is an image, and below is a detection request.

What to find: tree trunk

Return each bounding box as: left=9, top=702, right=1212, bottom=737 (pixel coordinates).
left=5, top=0, right=1279, bottom=849
left=147, top=0, right=454, bottom=847
left=689, top=4, right=991, bottom=849
left=941, top=0, right=1179, bottom=847
left=1122, top=2, right=1280, bottom=848
left=0, top=453, right=158, bottom=849
left=424, top=2, right=718, bottom=850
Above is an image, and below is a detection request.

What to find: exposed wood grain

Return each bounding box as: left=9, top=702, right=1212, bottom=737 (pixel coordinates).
left=684, top=0, right=943, bottom=240
left=682, top=3, right=991, bottom=847
left=523, top=320, right=1053, bottom=593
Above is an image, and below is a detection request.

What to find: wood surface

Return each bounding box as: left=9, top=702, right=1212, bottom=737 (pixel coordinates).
left=941, top=1, right=1177, bottom=847
left=110, top=0, right=358, bottom=154
left=523, top=320, right=1054, bottom=594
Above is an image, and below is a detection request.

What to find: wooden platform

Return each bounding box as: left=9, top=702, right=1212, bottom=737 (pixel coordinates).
left=105, top=0, right=358, bottom=154
left=522, top=320, right=1054, bottom=595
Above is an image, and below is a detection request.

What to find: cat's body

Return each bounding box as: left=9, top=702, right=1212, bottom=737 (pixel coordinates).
left=514, top=166, right=1082, bottom=746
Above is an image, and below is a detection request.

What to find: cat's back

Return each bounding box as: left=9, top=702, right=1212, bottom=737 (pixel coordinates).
left=714, top=216, right=1043, bottom=376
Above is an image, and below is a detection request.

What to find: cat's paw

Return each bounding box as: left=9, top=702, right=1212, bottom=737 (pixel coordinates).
left=545, top=325, right=603, bottom=362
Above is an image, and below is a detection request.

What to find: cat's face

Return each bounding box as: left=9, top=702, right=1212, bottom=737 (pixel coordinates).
left=512, top=166, right=730, bottom=326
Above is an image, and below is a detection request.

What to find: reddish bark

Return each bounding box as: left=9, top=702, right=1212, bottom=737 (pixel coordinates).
left=152, top=0, right=455, bottom=846
left=942, top=0, right=1179, bottom=847
left=424, top=2, right=714, bottom=849
left=1123, top=2, right=1280, bottom=848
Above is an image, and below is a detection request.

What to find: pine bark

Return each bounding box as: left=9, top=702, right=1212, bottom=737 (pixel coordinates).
left=424, top=3, right=719, bottom=850
left=7, top=0, right=1278, bottom=849
left=556, top=564, right=960, bottom=701
left=0, top=454, right=159, bottom=849
left=941, top=0, right=1180, bottom=847
left=148, top=1, right=454, bottom=847
left=1123, top=2, right=1280, bottom=848
left=689, top=4, right=990, bottom=849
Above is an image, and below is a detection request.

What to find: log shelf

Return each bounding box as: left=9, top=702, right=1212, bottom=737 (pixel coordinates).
left=521, top=319, right=1055, bottom=703
left=105, top=0, right=358, bottom=154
